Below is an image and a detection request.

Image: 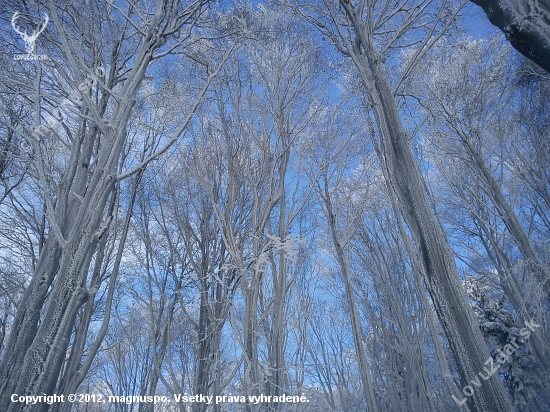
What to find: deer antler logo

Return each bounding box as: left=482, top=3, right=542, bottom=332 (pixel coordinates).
left=11, top=12, right=49, bottom=55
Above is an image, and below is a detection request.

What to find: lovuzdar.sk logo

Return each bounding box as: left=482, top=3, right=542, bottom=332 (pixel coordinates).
left=11, top=11, right=49, bottom=60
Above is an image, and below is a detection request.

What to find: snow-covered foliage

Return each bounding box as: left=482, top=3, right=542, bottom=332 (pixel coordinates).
left=1, top=1, right=549, bottom=411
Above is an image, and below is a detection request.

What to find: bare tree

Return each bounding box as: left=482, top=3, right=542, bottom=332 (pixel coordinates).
left=187, top=8, right=323, bottom=409
left=408, top=35, right=550, bottom=409
left=291, top=0, right=515, bottom=410
left=1, top=1, right=549, bottom=411
left=413, top=36, right=550, bottom=300
left=0, top=1, right=216, bottom=409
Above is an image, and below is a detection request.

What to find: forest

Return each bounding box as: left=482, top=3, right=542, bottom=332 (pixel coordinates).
left=0, top=0, right=549, bottom=411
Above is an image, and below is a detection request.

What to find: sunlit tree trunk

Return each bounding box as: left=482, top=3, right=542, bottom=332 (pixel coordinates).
left=331, top=1, right=515, bottom=409
left=0, top=1, right=207, bottom=410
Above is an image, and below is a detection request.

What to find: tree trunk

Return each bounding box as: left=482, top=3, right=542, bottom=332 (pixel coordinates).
left=0, top=2, right=176, bottom=408
left=391, top=194, right=468, bottom=409
left=0, top=236, right=61, bottom=407
left=471, top=0, right=550, bottom=73
left=367, top=62, right=513, bottom=411
left=461, top=135, right=550, bottom=299
left=338, top=2, right=514, bottom=408
left=320, top=177, right=379, bottom=412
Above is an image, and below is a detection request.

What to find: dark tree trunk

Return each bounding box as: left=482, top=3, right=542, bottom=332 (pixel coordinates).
left=471, top=0, right=550, bottom=72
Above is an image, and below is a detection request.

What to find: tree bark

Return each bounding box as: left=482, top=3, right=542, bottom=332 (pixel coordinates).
left=370, top=64, right=512, bottom=412
left=471, top=0, right=550, bottom=73
left=0, top=2, right=183, bottom=410
left=337, top=2, right=515, bottom=409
